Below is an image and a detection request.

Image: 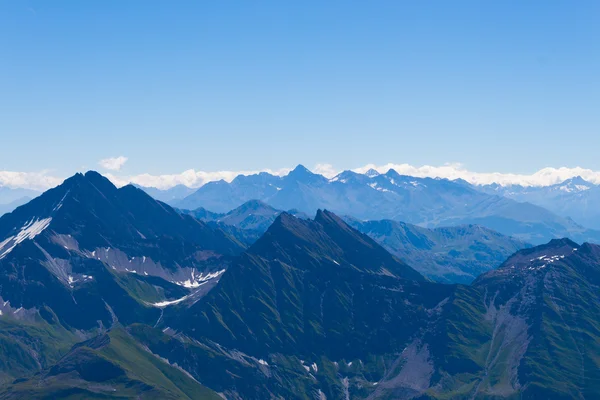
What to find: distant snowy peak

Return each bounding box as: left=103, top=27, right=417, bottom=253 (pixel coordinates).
left=365, top=168, right=380, bottom=178
left=554, top=176, right=594, bottom=193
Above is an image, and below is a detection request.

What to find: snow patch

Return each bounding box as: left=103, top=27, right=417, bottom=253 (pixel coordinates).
left=0, top=217, right=52, bottom=260
left=368, top=182, right=391, bottom=192
left=152, top=294, right=190, bottom=308
left=175, top=269, right=225, bottom=288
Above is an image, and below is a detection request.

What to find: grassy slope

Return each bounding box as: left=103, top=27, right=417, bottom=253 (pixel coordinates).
left=0, top=312, right=78, bottom=385
left=0, top=327, right=221, bottom=400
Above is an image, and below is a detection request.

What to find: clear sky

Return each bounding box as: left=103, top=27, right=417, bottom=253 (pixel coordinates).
left=1, top=0, right=599, bottom=180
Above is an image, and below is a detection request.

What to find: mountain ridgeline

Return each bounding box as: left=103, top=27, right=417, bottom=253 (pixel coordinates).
left=170, top=165, right=600, bottom=245
left=1, top=171, right=600, bottom=399
left=478, top=176, right=600, bottom=230
left=184, top=199, right=530, bottom=283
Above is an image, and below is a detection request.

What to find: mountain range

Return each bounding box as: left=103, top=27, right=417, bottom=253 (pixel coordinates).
left=346, top=217, right=530, bottom=283
left=152, top=212, right=600, bottom=399
left=184, top=200, right=529, bottom=283
left=479, top=176, right=600, bottom=230
left=168, top=165, right=600, bottom=245
left=1, top=171, right=600, bottom=398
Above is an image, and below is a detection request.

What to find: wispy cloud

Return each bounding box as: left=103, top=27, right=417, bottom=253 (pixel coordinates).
left=98, top=156, right=128, bottom=171
left=0, top=170, right=63, bottom=191
left=313, top=163, right=338, bottom=178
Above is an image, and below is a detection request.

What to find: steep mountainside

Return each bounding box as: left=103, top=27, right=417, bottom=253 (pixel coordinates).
left=173, top=210, right=429, bottom=353
left=137, top=212, right=600, bottom=399
left=146, top=210, right=452, bottom=399
left=174, top=166, right=600, bottom=244
left=466, top=239, right=600, bottom=399
left=0, top=171, right=245, bottom=381
left=347, top=218, right=530, bottom=283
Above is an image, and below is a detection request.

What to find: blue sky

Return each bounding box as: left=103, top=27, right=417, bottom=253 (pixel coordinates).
left=1, top=0, right=599, bottom=181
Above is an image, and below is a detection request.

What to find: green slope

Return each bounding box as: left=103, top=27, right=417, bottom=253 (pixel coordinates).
left=0, top=327, right=221, bottom=400
left=0, top=311, right=78, bottom=385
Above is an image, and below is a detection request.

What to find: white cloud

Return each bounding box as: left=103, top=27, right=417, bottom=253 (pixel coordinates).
left=313, top=163, right=338, bottom=179
left=0, top=170, right=63, bottom=191
left=98, top=156, right=128, bottom=171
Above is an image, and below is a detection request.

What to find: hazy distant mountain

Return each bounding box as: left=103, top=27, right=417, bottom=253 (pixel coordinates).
left=0, top=186, right=39, bottom=205
left=175, top=172, right=284, bottom=212
left=0, top=186, right=39, bottom=216
left=346, top=218, right=531, bottom=283
left=174, top=165, right=600, bottom=245
left=136, top=184, right=195, bottom=203
left=479, top=176, right=600, bottom=229
left=0, top=196, right=33, bottom=216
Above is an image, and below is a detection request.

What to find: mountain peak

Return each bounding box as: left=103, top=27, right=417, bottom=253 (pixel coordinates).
left=285, top=164, right=327, bottom=184
left=385, top=168, right=401, bottom=178
left=566, top=176, right=589, bottom=184
left=554, top=176, right=593, bottom=192
left=83, top=170, right=104, bottom=180
left=330, top=170, right=363, bottom=183
left=546, top=237, right=580, bottom=248
left=475, top=237, right=580, bottom=285
left=315, top=209, right=346, bottom=228
left=251, top=210, right=424, bottom=282
left=235, top=199, right=273, bottom=212
left=289, top=164, right=312, bottom=175
left=365, top=168, right=380, bottom=178
left=514, top=237, right=579, bottom=259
